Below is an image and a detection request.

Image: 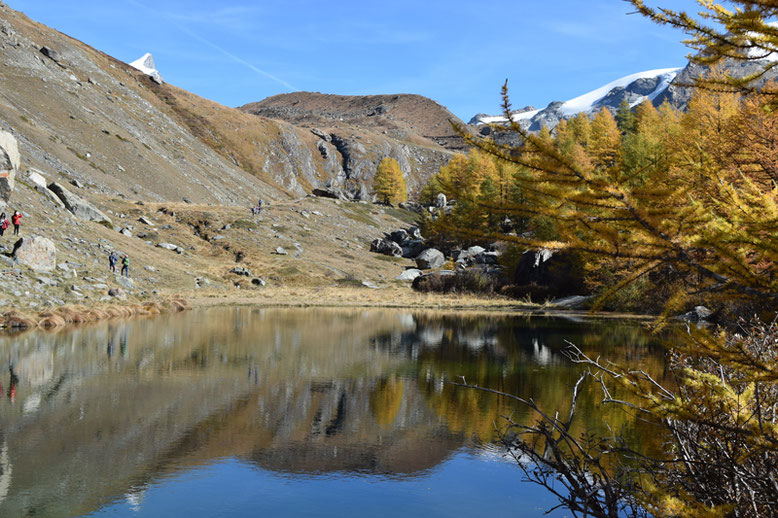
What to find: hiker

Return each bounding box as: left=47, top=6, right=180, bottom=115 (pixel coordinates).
left=250, top=206, right=256, bottom=218
left=121, top=254, right=130, bottom=278
left=256, top=199, right=264, bottom=217
left=0, top=212, right=8, bottom=237
left=108, top=251, right=118, bottom=273
left=11, top=210, right=21, bottom=235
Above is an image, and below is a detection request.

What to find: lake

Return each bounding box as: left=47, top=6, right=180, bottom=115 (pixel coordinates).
left=0, top=307, right=664, bottom=517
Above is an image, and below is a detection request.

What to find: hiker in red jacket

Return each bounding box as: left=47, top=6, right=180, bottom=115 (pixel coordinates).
left=0, top=212, right=8, bottom=237
left=11, top=210, right=21, bottom=235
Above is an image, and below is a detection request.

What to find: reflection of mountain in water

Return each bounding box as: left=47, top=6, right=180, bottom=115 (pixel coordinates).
left=0, top=308, right=663, bottom=517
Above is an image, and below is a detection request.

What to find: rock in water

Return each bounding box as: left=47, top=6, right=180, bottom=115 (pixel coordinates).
left=13, top=236, right=56, bottom=271
left=47, top=181, right=113, bottom=225
left=416, top=248, right=445, bottom=269
left=0, top=130, right=20, bottom=202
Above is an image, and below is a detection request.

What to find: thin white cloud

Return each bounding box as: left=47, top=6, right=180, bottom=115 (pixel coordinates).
left=125, top=0, right=297, bottom=91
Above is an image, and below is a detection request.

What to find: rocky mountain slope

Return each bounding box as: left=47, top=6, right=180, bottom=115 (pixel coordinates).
left=0, top=2, right=458, bottom=204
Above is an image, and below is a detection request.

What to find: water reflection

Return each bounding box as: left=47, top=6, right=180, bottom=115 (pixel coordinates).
left=0, top=308, right=664, bottom=517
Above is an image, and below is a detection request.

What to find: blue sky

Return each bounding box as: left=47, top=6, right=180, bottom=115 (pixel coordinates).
left=6, top=0, right=698, bottom=120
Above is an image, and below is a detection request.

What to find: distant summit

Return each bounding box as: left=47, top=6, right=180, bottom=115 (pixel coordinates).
left=129, top=53, right=163, bottom=84
left=472, top=68, right=681, bottom=131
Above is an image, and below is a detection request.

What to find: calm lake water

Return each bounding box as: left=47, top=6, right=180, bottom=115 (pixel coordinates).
left=0, top=308, right=665, bottom=517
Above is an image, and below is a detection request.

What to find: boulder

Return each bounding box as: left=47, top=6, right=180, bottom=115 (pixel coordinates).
left=108, top=287, right=127, bottom=300
left=416, top=248, right=445, bottom=269
left=0, top=130, right=20, bottom=202
left=115, top=276, right=134, bottom=290
left=398, top=201, right=423, bottom=214
left=397, top=268, right=422, bottom=281
left=361, top=280, right=381, bottom=289
left=435, top=193, right=447, bottom=208
left=401, top=240, right=425, bottom=259
left=274, top=247, right=288, bottom=255
left=456, top=246, right=486, bottom=263
left=389, top=229, right=409, bottom=244
left=407, top=226, right=423, bottom=240
left=370, top=238, right=402, bottom=257
left=24, top=168, right=47, bottom=189
left=230, top=267, right=252, bottom=277
left=39, top=46, right=61, bottom=62
left=138, top=216, right=154, bottom=225
left=156, top=242, right=178, bottom=251
left=412, top=270, right=456, bottom=290
left=12, top=236, right=56, bottom=271
left=47, top=181, right=113, bottom=225
left=251, top=278, right=266, bottom=287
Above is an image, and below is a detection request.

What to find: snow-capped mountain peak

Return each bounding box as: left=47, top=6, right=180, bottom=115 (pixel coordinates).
left=471, top=67, right=682, bottom=131
left=129, top=53, right=163, bottom=84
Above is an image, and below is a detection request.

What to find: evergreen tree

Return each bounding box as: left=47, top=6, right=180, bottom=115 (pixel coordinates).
left=615, top=98, right=636, bottom=134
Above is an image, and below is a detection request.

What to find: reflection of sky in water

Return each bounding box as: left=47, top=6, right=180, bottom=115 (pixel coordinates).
left=90, top=453, right=562, bottom=518
left=0, top=308, right=662, bottom=517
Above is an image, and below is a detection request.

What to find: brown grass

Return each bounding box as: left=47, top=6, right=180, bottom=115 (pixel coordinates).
left=0, top=297, right=193, bottom=332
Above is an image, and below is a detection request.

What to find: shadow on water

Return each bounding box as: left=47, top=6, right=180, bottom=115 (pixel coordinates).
left=0, top=307, right=666, bottom=517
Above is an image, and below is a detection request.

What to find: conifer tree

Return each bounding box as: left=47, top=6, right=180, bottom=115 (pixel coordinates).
left=615, top=98, right=636, bottom=134
left=373, top=157, right=407, bottom=205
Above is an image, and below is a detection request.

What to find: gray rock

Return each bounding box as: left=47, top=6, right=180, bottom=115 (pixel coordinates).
left=211, top=234, right=225, bottom=241
left=457, top=246, right=486, bottom=262
left=230, top=267, right=252, bottom=277
left=70, top=178, right=84, bottom=189
left=274, top=247, right=288, bottom=255
left=370, top=238, right=402, bottom=257
left=416, top=248, right=445, bottom=269
left=39, top=46, right=61, bottom=62
left=401, top=240, right=425, bottom=259
left=115, top=276, right=134, bottom=290
left=435, top=193, right=447, bottom=208
left=108, top=287, right=127, bottom=300
left=194, top=277, right=211, bottom=289
left=407, top=226, right=423, bottom=240
left=0, top=130, right=19, bottom=202
left=396, top=268, right=422, bottom=281
left=138, top=216, right=154, bottom=225
left=24, top=168, right=47, bottom=189
left=144, top=265, right=156, bottom=272
left=389, top=229, right=409, bottom=244
left=156, top=242, right=178, bottom=251
left=12, top=236, right=56, bottom=271
left=175, top=246, right=184, bottom=254
left=361, top=280, right=381, bottom=289
left=47, top=181, right=113, bottom=225
left=120, top=228, right=132, bottom=237
left=251, top=278, right=266, bottom=286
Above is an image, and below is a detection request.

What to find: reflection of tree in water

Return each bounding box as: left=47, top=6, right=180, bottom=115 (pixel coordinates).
left=371, top=314, right=666, bottom=446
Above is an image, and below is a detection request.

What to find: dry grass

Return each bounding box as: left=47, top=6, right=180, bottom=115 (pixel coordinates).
left=0, top=297, right=192, bottom=332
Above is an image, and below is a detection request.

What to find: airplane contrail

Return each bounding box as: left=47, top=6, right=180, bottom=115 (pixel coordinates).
left=126, top=0, right=297, bottom=91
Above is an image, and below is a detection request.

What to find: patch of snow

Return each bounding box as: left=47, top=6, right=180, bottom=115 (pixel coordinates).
left=560, top=68, right=681, bottom=116
left=129, top=53, right=163, bottom=84
left=475, top=109, right=539, bottom=125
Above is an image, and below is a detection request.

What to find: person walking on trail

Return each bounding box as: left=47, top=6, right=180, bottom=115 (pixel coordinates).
left=11, top=210, right=21, bottom=235
left=0, top=213, right=8, bottom=237
left=121, top=254, right=130, bottom=278
left=108, top=251, right=118, bottom=273
left=257, top=199, right=264, bottom=217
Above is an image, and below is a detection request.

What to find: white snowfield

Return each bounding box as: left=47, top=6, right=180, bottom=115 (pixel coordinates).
left=476, top=67, right=682, bottom=125
left=129, top=53, right=163, bottom=84
left=559, top=67, right=681, bottom=115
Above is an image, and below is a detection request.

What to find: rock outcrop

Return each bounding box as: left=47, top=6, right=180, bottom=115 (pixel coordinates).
left=0, top=130, right=20, bottom=203
left=47, top=182, right=112, bottom=225
left=416, top=248, right=445, bottom=270
left=13, top=236, right=56, bottom=271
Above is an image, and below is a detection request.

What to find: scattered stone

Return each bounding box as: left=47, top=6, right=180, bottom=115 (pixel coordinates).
left=39, top=46, right=60, bottom=62
left=138, top=216, right=154, bottom=225
left=361, top=280, right=381, bottom=289
left=389, top=229, right=409, bottom=244
left=211, top=234, right=225, bottom=241
left=12, top=236, right=56, bottom=271
left=407, top=226, right=423, bottom=240
left=156, top=242, right=178, bottom=251
left=251, top=278, right=266, bottom=286
left=70, top=178, right=84, bottom=189
left=182, top=197, right=192, bottom=204
left=435, top=193, right=447, bottom=208
left=24, top=168, right=47, bottom=189
left=115, top=276, right=134, bottom=290
left=108, top=287, right=127, bottom=300
left=274, top=247, right=288, bottom=255
left=230, top=267, right=252, bottom=277
left=397, top=269, right=422, bottom=281
left=144, top=265, right=156, bottom=272
left=194, top=277, right=211, bottom=289
left=416, top=248, right=445, bottom=269
left=119, top=228, right=132, bottom=237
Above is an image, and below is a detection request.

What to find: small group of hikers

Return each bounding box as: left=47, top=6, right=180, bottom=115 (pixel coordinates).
left=0, top=210, right=23, bottom=237
left=250, top=199, right=264, bottom=218
left=108, top=251, right=130, bottom=278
